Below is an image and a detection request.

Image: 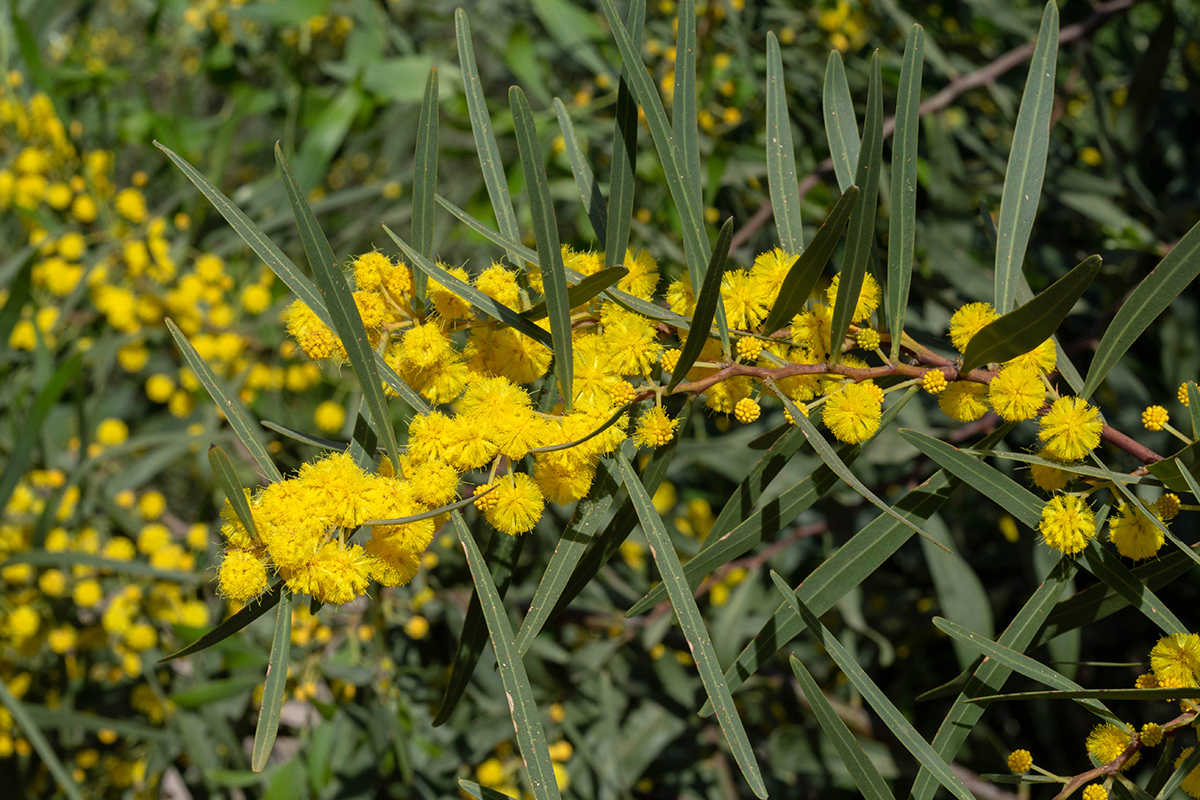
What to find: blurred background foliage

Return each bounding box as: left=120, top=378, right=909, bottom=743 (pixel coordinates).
left=1, top=0, right=1199, bottom=798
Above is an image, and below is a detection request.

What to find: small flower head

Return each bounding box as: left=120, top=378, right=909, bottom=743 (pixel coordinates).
left=1140, top=722, right=1163, bottom=748
left=1150, top=633, right=1200, bottom=689
left=734, top=398, right=761, bottom=424
left=735, top=336, right=764, bottom=363
left=1142, top=405, right=1169, bottom=431
left=921, top=370, right=948, bottom=395
left=217, top=549, right=269, bottom=603
left=856, top=327, right=881, bottom=351
left=474, top=483, right=499, bottom=511
left=1082, top=785, right=1108, bottom=800
left=938, top=381, right=990, bottom=422
left=1155, top=493, right=1181, bottom=520
left=1134, top=673, right=1159, bottom=690
left=1039, top=495, right=1096, bottom=555
left=1029, top=455, right=1071, bottom=494
left=1085, top=722, right=1138, bottom=769
left=634, top=405, right=679, bottom=449
left=1108, top=502, right=1166, bottom=561
left=821, top=382, right=883, bottom=444
left=1180, top=381, right=1196, bottom=407
left=1038, top=396, right=1103, bottom=462
left=826, top=272, right=881, bottom=323
left=485, top=473, right=545, bottom=535
left=948, top=302, right=998, bottom=352
left=989, top=365, right=1045, bottom=421
left=660, top=348, right=682, bottom=374
left=1007, top=749, right=1033, bottom=774
left=1176, top=747, right=1200, bottom=799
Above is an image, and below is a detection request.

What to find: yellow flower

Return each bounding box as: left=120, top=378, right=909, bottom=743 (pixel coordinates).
left=988, top=365, right=1044, bottom=421
left=485, top=472, right=545, bottom=535
left=948, top=302, right=998, bottom=352
left=1176, top=747, right=1200, bottom=799
left=821, top=382, right=882, bottom=444
left=1038, top=396, right=1103, bottom=461
left=290, top=541, right=373, bottom=605
left=1140, top=722, right=1163, bottom=748
left=921, top=370, right=948, bottom=394
left=826, top=272, right=881, bottom=323
left=1007, top=749, right=1033, bottom=774
left=1029, top=456, right=1071, bottom=493
left=937, top=381, right=989, bottom=422
left=475, top=262, right=522, bottom=310
left=1141, top=405, right=1169, bottom=431
left=721, top=269, right=768, bottom=330
left=1150, top=633, right=1200, bottom=689
left=114, top=187, right=147, bottom=224
left=314, top=400, right=346, bottom=434
left=1107, top=502, right=1165, bottom=561
left=1038, top=495, right=1095, bottom=555
left=96, top=418, right=129, bottom=446
left=1155, top=493, right=1181, bottom=520
left=403, top=615, right=429, bottom=639
left=1085, top=722, right=1138, bottom=769
left=634, top=405, right=678, bottom=448
left=353, top=251, right=391, bottom=292
left=1081, top=785, right=1107, bottom=800
left=217, top=550, right=269, bottom=603
left=620, top=248, right=659, bottom=298
left=734, top=398, right=761, bottom=424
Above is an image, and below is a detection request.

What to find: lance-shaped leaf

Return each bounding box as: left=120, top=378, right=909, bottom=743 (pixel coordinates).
left=615, top=453, right=767, bottom=799
left=673, top=0, right=701, bottom=216
left=1187, top=382, right=1200, bottom=439
left=411, top=66, right=439, bottom=301
left=830, top=51, right=882, bottom=366
left=776, top=578, right=975, bottom=800
left=553, top=98, right=606, bottom=245
left=761, top=185, right=859, bottom=335
left=668, top=219, right=733, bottom=391
left=277, top=145, right=401, bottom=469
left=933, top=617, right=1129, bottom=731
left=1146, top=441, right=1200, bottom=494
left=1083, top=220, right=1200, bottom=398
left=434, top=524, right=526, bottom=725
left=961, top=254, right=1102, bottom=375
left=511, top=86, right=574, bottom=407
left=252, top=589, right=292, bottom=772
left=994, top=1, right=1059, bottom=314
left=522, top=267, right=628, bottom=322
left=1154, top=741, right=1200, bottom=800
left=384, top=225, right=552, bottom=348
left=604, top=0, right=644, bottom=270
left=159, top=582, right=284, bottom=662
left=167, top=319, right=282, bottom=483
left=823, top=51, right=859, bottom=192
left=965, top=687, right=1200, bottom=704
left=0, top=679, right=85, bottom=800
left=261, top=420, right=347, bottom=451
left=788, top=653, right=896, bottom=800
left=765, top=31, right=804, bottom=255
left=208, top=446, right=260, bottom=540
left=456, top=10, right=522, bottom=266
left=1078, top=540, right=1187, bottom=635
left=887, top=25, right=924, bottom=361
left=450, top=513, right=562, bottom=800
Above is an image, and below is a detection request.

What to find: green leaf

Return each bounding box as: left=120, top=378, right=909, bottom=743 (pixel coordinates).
left=1187, top=383, right=1200, bottom=440
left=0, top=351, right=80, bottom=515
left=552, top=98, right=606, bottom=246
left=909, top=558, right=1076, bottom=800
left=511, top=86, right=574, bottom=407
left=1090, top=452, right=1200, bottom=569
left=887, top=26, right=925, bottom=361
left=673, top=0, right=701, bottom=216
left=252, top=590, right=292, bottom=772
left=208, top=446, right=261, bottom=540
left=615, top=453, right=767, bottom=799
left=761, top=185, right=859, bottom=335
left=166, top=320, right=282, bottom=483
left=384, top=225, right=553, bottom=348
left=668, top=219, right=733, bottom=391
left=787, top=653, right=897, bottom=800
left=1155, top=740, right=1200, bottom=800
left=994, top=1, right=1059, bottom=314
left=823, top=51, right=860, bottom=192
left=932, top=617, right=1129, bottom=730
left=522, top=267, right=628, bottom=321
left=159, top=582, right=284, bottom=662
left=964, top=687, right=1200, bottom=704
left=411, top=66, right=439, bottom=301
left=776, top=580, right=974, bottom=800
left=1083, top=220, right=1200, bottom=397
left=450, top=513, right=562, bottom=800
left=1145, top=441, right=1200, bottom=494
left=0, top=678, right=86, bottom=800
left=830, top=51, right=882, bottom=366
left=455, top=10, right=522, bottom=267
left=919, top=517, right=993, bottom=671
left=1077, top=540, right=1188, bottom=636
left=276, top=145, right=402, bottom=470
left=459, top=780, right=529, bottom=800
left=765, top=32, right=804, bottom=255
left=515, top=457, right=623, bottom=656
left=260, top=420, right=346, bottom=451
left=961, top=254, right=1102, bottom=374
left=604, top=0, right=644, bottom=270
left=23, top=706, right=171, bottom=742
left=170, top=674, right=263, bottom=708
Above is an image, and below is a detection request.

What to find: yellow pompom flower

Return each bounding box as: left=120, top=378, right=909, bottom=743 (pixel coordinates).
left=428, top=264, right=472, bottom=320
left=1038, top=495, right=1095, bottom=555
left=1180, top=381, right=1195, bottom=406
left=475, top=262, right=522, bottom=310
left=353, top=251, right=391, bottom=292
left=1134, top=673, right=1159, bottom=690
left=735, top=336, right=764, bottom=363
left=734, top=398, right=761, bottom=424
left=1155, top=493, right=1181, bottom=520
left=1029, top=457, right=1071, bottom=493
left=314, top=400, right=346, bottom=434
left=988, top=365, right=1045, bottom=421
left=1142, top=405, right=1169, bottom=431
left=1038, top=396, right=1103, bottom=462
left=96, top=418, right=129, bottom=446
left=1140, top=722, right=1163, bottom=748
left=1150, top=633, right=1200, bottom=689
left=1085, top=722, right=1138, bottom=769
left=634, top=405, right=679, bottom=448
left=485, top=473, right=545, bottom=535
left=660, top=348, right=682, bottom=373
left=721, top=269, right=768, bottom=330
left=821, top=382, right=882, bottom=444
left=826, top=272, right=881, bottom=323
left=291, top=541, right=373, bottom=605
left=114, top=187, right=148, bottom=224
left=1007, top=749, right=1033, bottom=774
left=856, top=327, right=881, bottom=351
left=921, top=370, right=948, bottom=394
left=217, top=549, right=269, bottom=603
left=620, top=248, right=660, bottom=298
left=938, top=381, right=990, bottom=422
left=1081, top=785, right=1107, bottom=800
left=1108, top=502, right=1165, bottom=561
left=1176, top=747, right=1200, bottom=799
left=948, top=302, right=998, bottom=352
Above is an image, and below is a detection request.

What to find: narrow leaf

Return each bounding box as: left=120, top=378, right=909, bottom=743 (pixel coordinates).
left=208, top=446, right=261, bottom=540
left=604, top=0, right=645, bottom=270
left=668, top=219, right=733, bottom=391
left=276, top=145, right=401, bottom=469
left=788, top=653, right=897, bottom=800
left=167, top=320, right=282, bottom=482
left=1083, top=220, right=1200, bottom=397
left=765, top=31, right=804, bottom=254
left=261, top=420, right=346, bottom=451
left=994, top=1, right=1059, bottom=313
left=1155, top=741, right=1200, bottom=800
left=411, top=66, right=439, bottom=301
left=961, top=255, right=1101, bottom=375
left=965, top=687, right=1200, bottom=704
left=252, top=589, right=292, bottom=772
left=552, top=98, right=606, bottom=245
left=0, top=680, right=86, bottom=800
left=823, top=51, right=860, bottom=192
left=777, top=580, right=975, bottom=800
left=1077, top=540, right=1188, bottom=635
left=159, top=582, right=284, bottom=662
left=830, top=51, right=882, bottom=365
left=522, top=267, right=628, bottom=321
left=673, top=0, right=701, bottom=215
left=1090, top=452, right=1200, bottom=569
left=511, top=86, right=574, bottom=406
left=887, top=25, right=924, bottom=361
left=761, top=185, right=859, bottom=335
left=456, top=10, right=522, bottom=266
left=450, top=513, right=562, bottom=800
left=615, top=453, right=767, bottom=799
